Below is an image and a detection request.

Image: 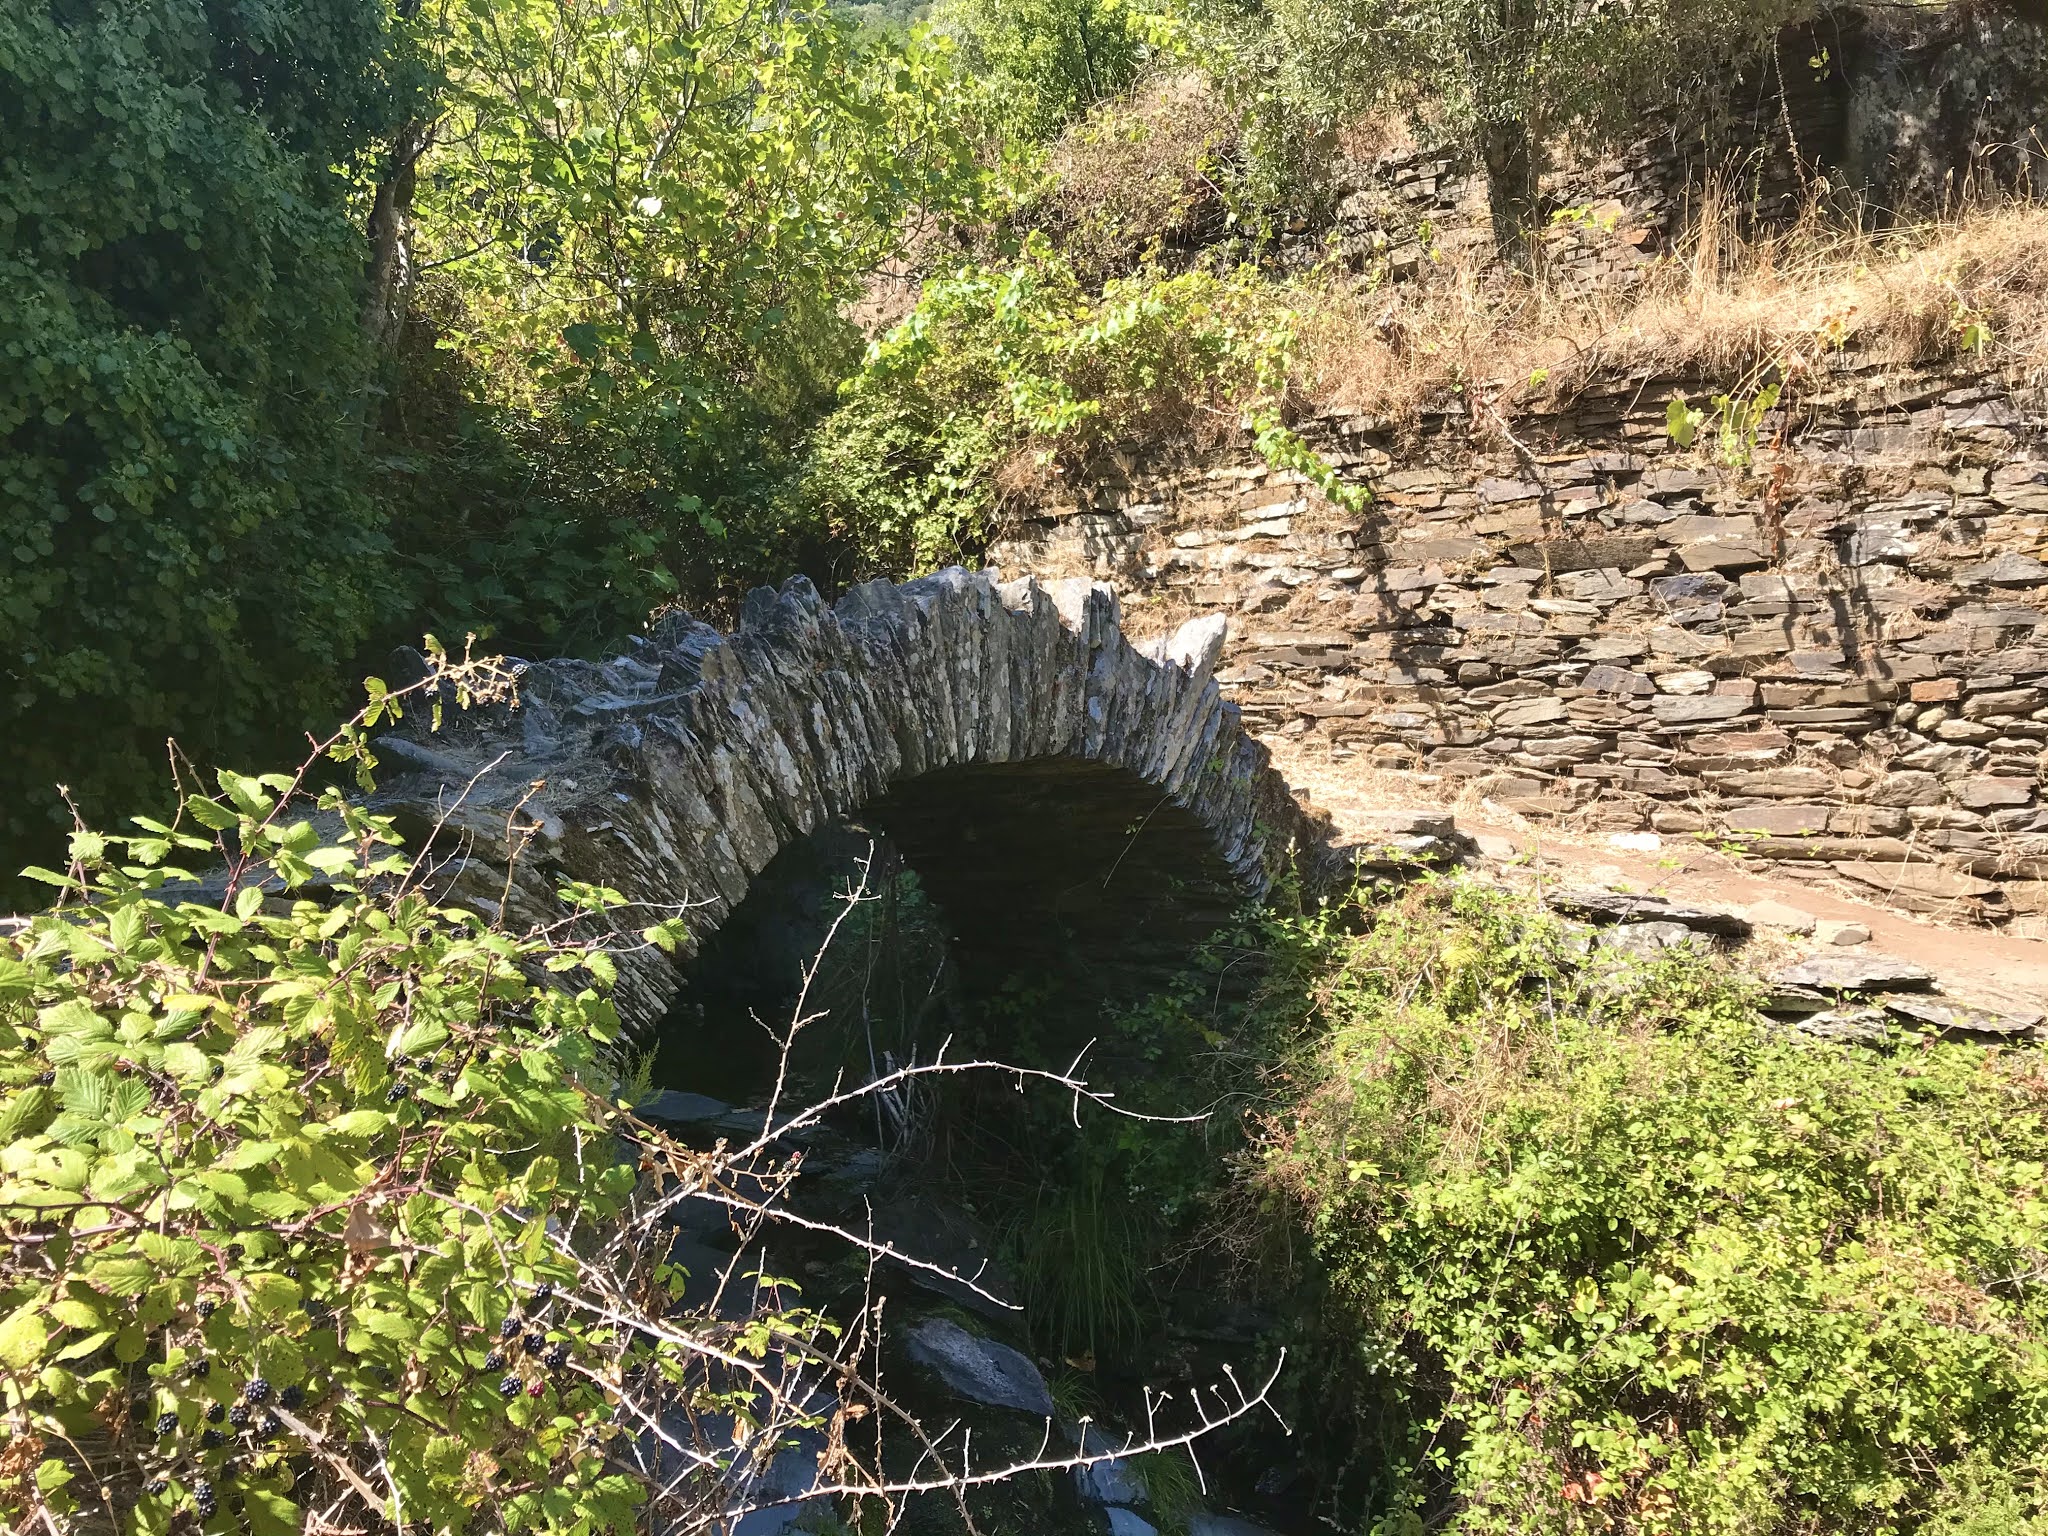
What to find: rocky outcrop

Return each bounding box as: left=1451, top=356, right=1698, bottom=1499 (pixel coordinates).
left=374, top=570, right=1323, bottom=1032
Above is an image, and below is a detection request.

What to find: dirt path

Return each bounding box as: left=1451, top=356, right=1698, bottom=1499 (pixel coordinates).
left=1268, top=738, right=2048, bottom=1016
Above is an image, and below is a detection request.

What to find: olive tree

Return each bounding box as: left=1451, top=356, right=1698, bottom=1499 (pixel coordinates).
left=1196, top=0, right=1812, bottom=257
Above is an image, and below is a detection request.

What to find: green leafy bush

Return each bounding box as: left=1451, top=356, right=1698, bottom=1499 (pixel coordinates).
left=400, top=0, right=987, bottom=610
left=1259, top=879, right=2048, bottom=1535
left=0, top=0, right=407, bottom=890
left=0, top=662, right=834, bottom=1536
left=932, top=0, right=1159, bottom=144
left=802, top=236, right=1363, bottom=575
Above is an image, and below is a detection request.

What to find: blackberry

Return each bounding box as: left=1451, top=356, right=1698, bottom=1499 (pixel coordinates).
left=154, top=1412, right=179, bottom=1438
left=277, top=1385, right=303, bottom=1411
left=525, top=1380, right=545, bottom=1399
left=33, top=1069, right=54, bottom=1086
left=498, top=1315, right=520, bottom=1340
left=482, top=1350, right=505, bottom=1373
left=522, top=1331, right=546, bottom=1355
left=498, top=1375, right=520, bottom=1401
left=242, top=1376, right=272, bottom=1405
left=542, top=1343, right=569, bottom=1371
left=205, top=1403, right=225, bottom=1425
left=257, top=1412, right=281, bottom=1438
left=531, top=1283, right=553, bottom=1306
left=143, top=1480, right=168, bottom=1497
left=187, top=1357, right=210, bottom=1380
left=196, top=1299, right=217, bottom=1321
left=282, top=1266, right=299, bottom=1280
left=200, top=1428, right=225, bottom=1450
left=193, top=1479, right=217, bottom=1518
left=385, top=1081, right=410, bottom=1103
left=227, top=1404, right=250, bottom=1430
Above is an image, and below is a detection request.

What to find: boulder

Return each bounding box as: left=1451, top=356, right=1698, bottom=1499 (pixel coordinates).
left=903, top=1318, right=1054, bottom=1417
left=1074, top=1425, right=1148, bottom=1508
left=1187, top=1515, right=1286, bottom=1536
left=1600, top=921, right=1704, bottom=957
left=1813, top=919, right=1872, bottom=946
left=635, top=1090, right=734, bottom=1126
left=1792, top=1008, right=1892, bottom=1046
left=1549, top=888, right=1752, bottom=936
left=1883, top=996, right=2044, bottom=1040
left=1745, top=900, right=1818, bottom=934
left=1771, top=954, right=1935, bottom=993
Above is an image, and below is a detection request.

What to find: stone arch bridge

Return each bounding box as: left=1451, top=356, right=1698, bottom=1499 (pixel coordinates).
left=376, top=570, right=1328, bottom=1033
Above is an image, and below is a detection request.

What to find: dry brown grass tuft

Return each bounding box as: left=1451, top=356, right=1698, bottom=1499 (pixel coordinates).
left=1043, top=71, right=1237, bottom=282
left=1294, top=191, right=2048, bottom=424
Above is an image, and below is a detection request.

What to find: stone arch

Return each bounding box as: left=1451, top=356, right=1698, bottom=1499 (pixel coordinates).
left=376, top=570, right=1323, bottom=1032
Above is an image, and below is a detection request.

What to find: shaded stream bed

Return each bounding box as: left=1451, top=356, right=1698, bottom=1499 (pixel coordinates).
left=642, top=819, right=1327, bottom=1536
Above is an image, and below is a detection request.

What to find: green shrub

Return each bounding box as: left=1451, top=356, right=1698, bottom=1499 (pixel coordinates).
left=802, top=236, right=1363, bottom=575
left=1259, top=878, right=2048, bottom=1535
left=0, top=660, right=833, bottom=1535
left=0, top=0, right=408, bottom=891
left=402, top=0, right=986, bottom=613
left=932, top=0, right=1157, bottom=144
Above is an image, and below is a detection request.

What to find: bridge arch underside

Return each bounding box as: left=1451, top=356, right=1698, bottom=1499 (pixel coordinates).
left=378, top=569, right=1320, bottom=1037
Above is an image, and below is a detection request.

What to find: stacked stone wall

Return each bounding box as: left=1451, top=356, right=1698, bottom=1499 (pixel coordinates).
left=990, top=358, right=2048, bottom=931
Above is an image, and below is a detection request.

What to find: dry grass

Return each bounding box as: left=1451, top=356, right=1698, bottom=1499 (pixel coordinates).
left=1042, top=72, right=1238, bottom=282
left=1295, top=189, right=2048, bottom=425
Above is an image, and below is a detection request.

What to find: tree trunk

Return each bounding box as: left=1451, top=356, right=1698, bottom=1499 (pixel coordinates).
left=1480, top=116, right=1539, bottom=266
left=363, top=120, right=435, bottom=352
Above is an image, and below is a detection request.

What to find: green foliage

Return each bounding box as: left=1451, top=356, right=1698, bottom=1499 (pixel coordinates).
left=405, top=0, right=987, bottom=609
left=1185, top=0, right=1808, bottom=251
left=803, top=236, right=1362, bottom=575
left=0, top=0, right=408, bottom=889
left=0, top=665, right=816, bottom=1535
left=1258, top=878, right=2048, bottom=1535
left=933, top=0, right=1163, bottom=144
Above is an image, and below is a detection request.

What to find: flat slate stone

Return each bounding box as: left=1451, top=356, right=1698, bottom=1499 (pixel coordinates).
left=1762, top=984, right=1830, bottom=1016
left=903, top=1318, right=1054, bottom=1417
left=635, top=1090, right=735, bottom=1125
left=1651, top=694, right=1755, bottom=725
left=1549, top=888, right=1752, bottom=936
left=1599, top=921, right=1705, bottom=957
left=1771, top=953, right=1935, bottom=993
left=1883, top=996, right=2044, bottom=1039
left=1793, top=1008, right=1892, bottom=1046
left=1354, top=809, right=1462, bottom=840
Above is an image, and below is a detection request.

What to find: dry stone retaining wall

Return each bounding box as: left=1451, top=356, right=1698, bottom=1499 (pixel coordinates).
left=990, top=357, right=2048, bottom=932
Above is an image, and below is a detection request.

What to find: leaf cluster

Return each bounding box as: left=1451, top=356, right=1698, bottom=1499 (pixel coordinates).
left=0, top=667, right=800, bottom=1536
left=802, top=235, right=1362, bottom=575
left=1258, top=878, right=2048, bottom=1535
left=0, top=0, right=411, bottom=892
